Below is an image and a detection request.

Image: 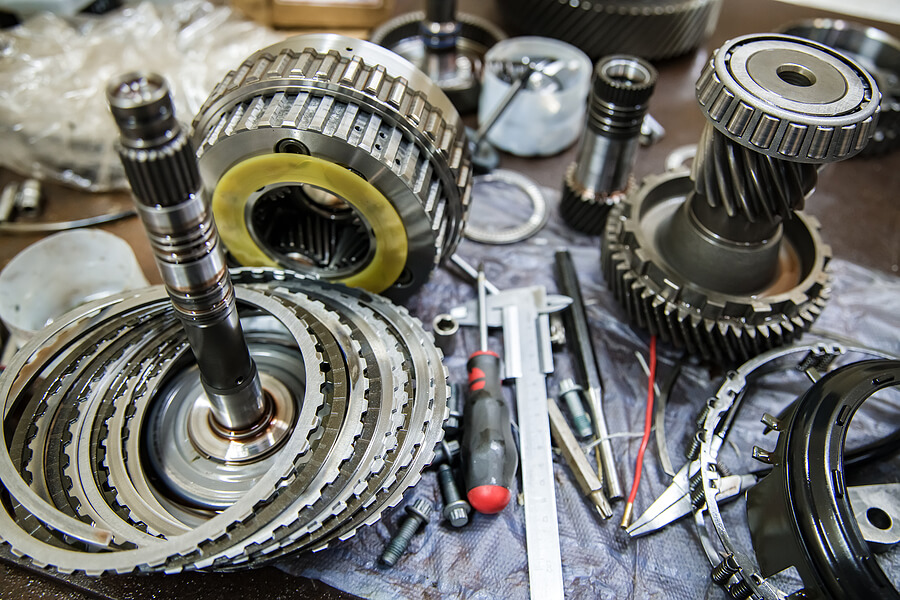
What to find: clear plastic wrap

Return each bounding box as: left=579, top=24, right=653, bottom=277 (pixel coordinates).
left=0, top=0, right=281, bottom=191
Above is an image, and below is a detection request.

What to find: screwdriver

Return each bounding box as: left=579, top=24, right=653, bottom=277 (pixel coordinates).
left=461, top=264, right=518, bottom=514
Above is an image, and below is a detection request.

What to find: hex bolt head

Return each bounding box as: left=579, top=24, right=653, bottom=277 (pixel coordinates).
left=379, top=499, right=432, bottom=567
left=437, top=463, right=471, bottom=527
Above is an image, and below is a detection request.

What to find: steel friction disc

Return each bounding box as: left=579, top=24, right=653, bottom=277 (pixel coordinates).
left=0, top=277, right=448, bottom=574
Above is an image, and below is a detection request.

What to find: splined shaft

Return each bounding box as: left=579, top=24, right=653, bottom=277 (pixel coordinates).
left=108, top=72, right=267, bottom=432
left=561, top=55, right=657, bottom=234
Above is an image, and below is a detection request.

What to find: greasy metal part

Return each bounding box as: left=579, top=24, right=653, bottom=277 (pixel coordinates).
left=191, top=34, right=472, bottom=298
left=691, top=339, right=898, bottom=600
left=496, top=0, right=723, bottom=61
left=604, top=34, right=881, bottom=363
left=369, top=0, right=506, bottom=113
left=437, top=464, right=471, bottom=527
left=848, top=483, right=900, bottom=552
left=443, top=383, right=463, bottom=438
left=464, top=170, right=548, bottom=245
left=0, top=267, right=450, bottom=574
left=554, top=250, right=622, bottom=501
left=561, top=55, right=657, bottom=235
left=108, top=72, right=266, bottom=433
left=745, top=360, right=900, bottom=600
left=379, top=499, right=432, bottom=567
left=557, top=378, right=592, bottom=440
left=780, top=19, right=900, bottom=157
left=432, top=313, right=459, bottom=356
left=547, top=398, right=612, bottom=519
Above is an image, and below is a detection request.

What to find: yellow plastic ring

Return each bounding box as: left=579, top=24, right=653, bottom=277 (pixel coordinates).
left=212, top=153, right=408, bottom=293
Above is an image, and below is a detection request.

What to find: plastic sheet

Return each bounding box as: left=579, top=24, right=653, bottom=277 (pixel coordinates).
left=0, top=0, right=280, bottom=191
left=278, top=181, right=900, bottom=599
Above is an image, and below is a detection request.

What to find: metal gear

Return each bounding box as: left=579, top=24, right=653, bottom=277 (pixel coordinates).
left=191, top=34, right=472, bottom=299
left=0, top=275, right=448, bottom=574
left=496, top=0, right=724, bottom=61
left=780, top=19, right=900, bottom=157
left=602, top=34, right=880, bottom=364
left=560, top=55, right=657, bottom=234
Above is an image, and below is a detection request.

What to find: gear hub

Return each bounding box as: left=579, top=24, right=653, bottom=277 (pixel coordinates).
left=603, top=34, right=880, bottom=363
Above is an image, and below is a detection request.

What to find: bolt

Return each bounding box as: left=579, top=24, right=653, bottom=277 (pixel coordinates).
left=558, top=379, right=593, bottom=439
left=438, top=463, right=471, bottom=527
left=432, top=439, right=460, bottom=466
left=379, top=499, right=432, bottom=567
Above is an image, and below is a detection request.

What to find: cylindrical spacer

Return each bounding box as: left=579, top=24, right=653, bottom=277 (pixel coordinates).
left=108, top=72, right=267, bottom=432
left=561, top=55, right=657, bottom=234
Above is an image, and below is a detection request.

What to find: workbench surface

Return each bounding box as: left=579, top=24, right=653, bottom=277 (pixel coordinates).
left=0, top=0, right=897, bottom=598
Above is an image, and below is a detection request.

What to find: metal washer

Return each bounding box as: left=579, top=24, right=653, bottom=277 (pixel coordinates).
left=464, top=169, right=548, bottom=245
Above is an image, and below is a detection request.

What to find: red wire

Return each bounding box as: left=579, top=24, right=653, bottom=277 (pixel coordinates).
left=627, top=336, right=657, bottom=506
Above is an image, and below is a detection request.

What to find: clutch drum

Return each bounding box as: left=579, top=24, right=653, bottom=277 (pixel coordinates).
left=192, top=34, right=472, bottom=298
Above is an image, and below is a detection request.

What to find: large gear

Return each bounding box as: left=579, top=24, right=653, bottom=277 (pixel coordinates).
left=496, top=0, right=723, bottom=61
left=191, top=34, right=472, bottom=299
left=0, top=275, right=448, bottom=574
left=602, top=34, right=880, bottom=364
left=602, top=171, right=831, bottom=364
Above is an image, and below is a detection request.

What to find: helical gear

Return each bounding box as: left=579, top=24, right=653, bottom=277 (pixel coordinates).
left=602, top=34, right=880, bottom=364
left=0, top=272, right=448, bottom=574
left=496, top=0, right=723, bottom=61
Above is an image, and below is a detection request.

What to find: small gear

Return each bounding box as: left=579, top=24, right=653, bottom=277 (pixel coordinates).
left=560, top=55, right=656, bottom=235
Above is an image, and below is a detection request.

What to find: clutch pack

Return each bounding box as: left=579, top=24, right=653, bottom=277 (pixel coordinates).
left=0, top=272, right=450, bottom=574
left=191, top=34, right=472, bottom=299
left=0, top=70, right=450, bottom=575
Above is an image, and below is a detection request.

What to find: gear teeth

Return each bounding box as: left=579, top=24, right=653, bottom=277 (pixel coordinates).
left=497, top=0, right=722, bottom=61
left=559, top=164, right=626, bottom=235
left=603, top=172, right=832, bottom=364
left=0, top=273, right=448, bottom=574
left=192, top=38, right=472, bottom=289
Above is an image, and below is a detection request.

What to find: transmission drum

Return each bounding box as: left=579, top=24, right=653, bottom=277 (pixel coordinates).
left=192, top=34, right=472, bottom=298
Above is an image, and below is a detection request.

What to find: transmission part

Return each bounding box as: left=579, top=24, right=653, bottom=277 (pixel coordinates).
left=192, top=34, right=472, bottom=299
left=603, top=34, right=880, bottom=363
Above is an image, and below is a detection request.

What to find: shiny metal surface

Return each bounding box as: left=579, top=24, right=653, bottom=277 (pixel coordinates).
left=110, top=72, right=267, bottom=432
left=0, top=273, right=448, bottom=574
left=192, top=34, right=472, bottom=298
